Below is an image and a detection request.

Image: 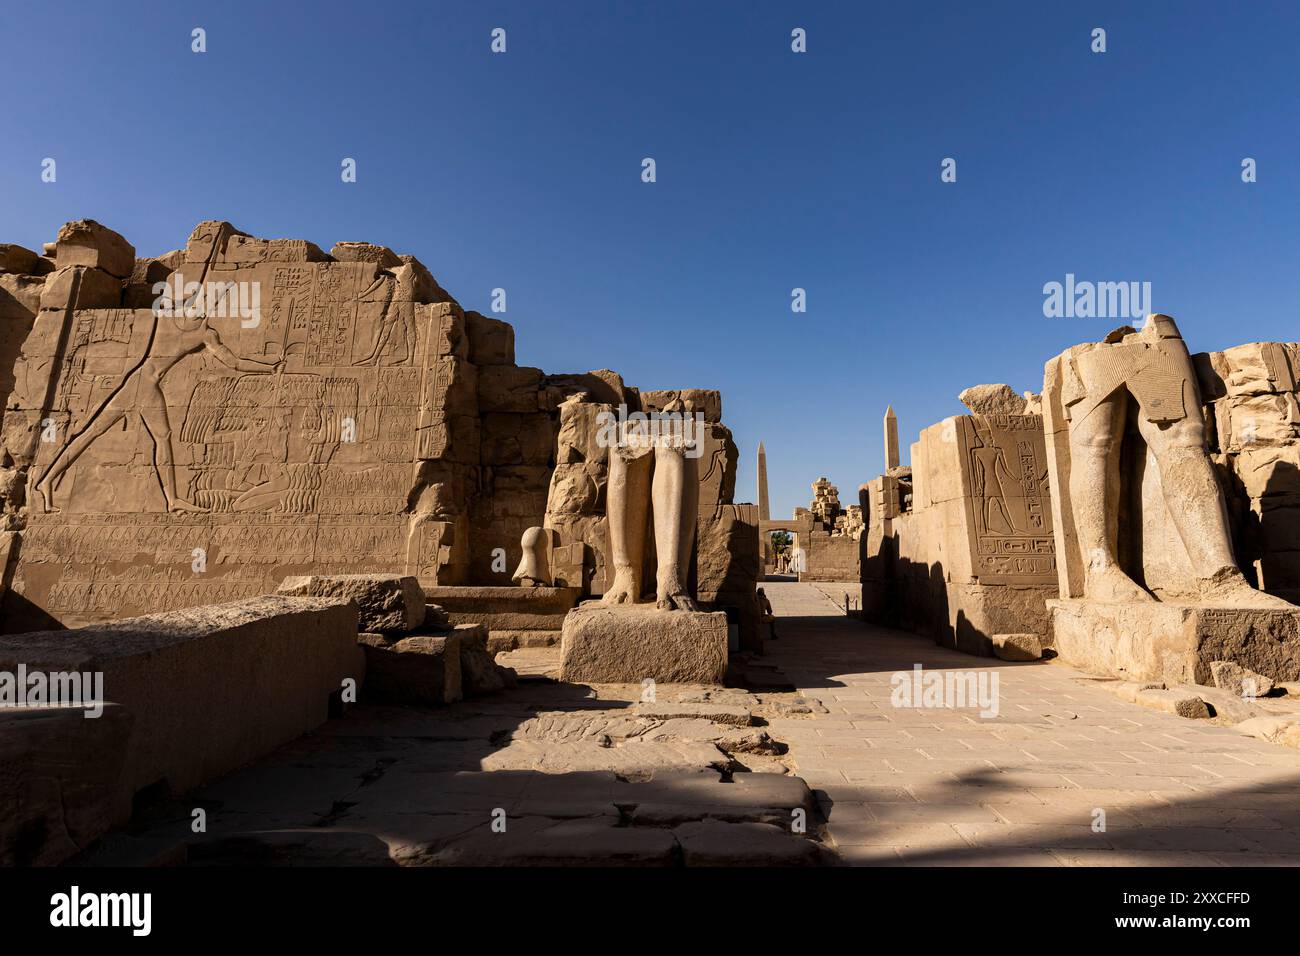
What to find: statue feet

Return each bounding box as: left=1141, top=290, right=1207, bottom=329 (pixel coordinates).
left=655, top=571, right=700, bottom=611
left=1197, top=567, right=1294, bottom=609
left=601, top=568, right=640, bottom=606
left=1083, top=561, right=1153, bottom=603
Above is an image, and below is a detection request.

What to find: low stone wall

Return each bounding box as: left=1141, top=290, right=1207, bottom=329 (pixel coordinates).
left=0, top=595, right=363, bottom=831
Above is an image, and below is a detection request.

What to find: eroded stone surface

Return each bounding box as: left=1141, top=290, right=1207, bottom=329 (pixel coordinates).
left=279, top=574, right=426, bottom=633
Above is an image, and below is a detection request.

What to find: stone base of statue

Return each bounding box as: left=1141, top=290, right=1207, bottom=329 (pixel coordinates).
left=559, top=604, right=728, bottom=684
left=1049, top=599, right=1300, bottom=685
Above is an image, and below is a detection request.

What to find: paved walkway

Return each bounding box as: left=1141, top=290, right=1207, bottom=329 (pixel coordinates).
left=762, top=581, right=1300, bottom=866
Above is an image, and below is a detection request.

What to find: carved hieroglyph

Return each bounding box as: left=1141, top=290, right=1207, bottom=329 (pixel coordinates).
left=959, top=414, right=1055, bottom=583
left=4, top=222, right=478, bottom=626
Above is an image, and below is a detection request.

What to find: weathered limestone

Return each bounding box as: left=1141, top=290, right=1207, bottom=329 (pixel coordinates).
left=1043, top=315, right=1300, bottom=683
left=278, top=573, right=426, bottom=633
left=0, top=595, right=362, bottom=824
left=559, top=605, right=728, bottom=684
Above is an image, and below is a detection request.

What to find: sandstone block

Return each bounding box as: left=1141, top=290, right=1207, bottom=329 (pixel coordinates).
left=455, top=622, right=517, bottom=696
left=466, top=310, right=515, bottom=366
left=279, top=574, right=426, bottom=633
left=0, top=595, right=362, bottom=823
left=1237, top=715, right=1300, bottom=750
left=0, top=704, right=133, bottom=866
left=330, top=242, right=402, bottom=269
left=559, top=605, right=729, bottom=684
left=478, top=365, right=542, bottom=414
left=1049, top=599, right=1300, bottom=685
left=958, top=383, right=1028, bottom=416
left=0, top=273, right=46, bottom=318
left=991, top=632, right=1043, bottom=661
left=54, top=220, right=135, bottom=278
left=1208, top=660, right=1277, bottom=698
left=0, top=244, right=40, bottom=275
left=359, top=632, right=462, bottom=705
left=673, top=820, right=821, bottom=867
left=38, top=266, right=121, bottom=312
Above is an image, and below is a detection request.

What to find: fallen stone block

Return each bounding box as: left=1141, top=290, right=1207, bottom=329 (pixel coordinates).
left=359, top=632, right=462, bottom=706
left=1209, top=660, right=1277, bottom=699
left=426, top=585, right=580, bottom=632
left=54, top=220, right=135, bottom=278
left=560, top=605, right=728, bottom=684
left=1237, top=715, right=1300, bottom=750
left=673, top=820, right=821, bottom=867
left=1134, top=688, right=1211, bottom=719
left=455, top=623, right=517, bottom=696
left=0, top=596, right=361, bottom=825
left=279, top=574, right=426, bottom=633
left=991, top=632, right=1043, bottom=662
left=0, top=704, right=132, bottom=866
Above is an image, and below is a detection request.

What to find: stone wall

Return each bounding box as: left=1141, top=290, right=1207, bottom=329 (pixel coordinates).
left=862, top=404, right=1058, bottom=655
left=0, top=220, right=757, bottom=643
left=1197, top=342, right=1300, bottom=602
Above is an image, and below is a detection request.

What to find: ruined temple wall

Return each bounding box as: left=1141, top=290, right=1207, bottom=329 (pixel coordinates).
left=799, top=530, right=860, bottom=582
left=1197, top=342, right=1300, bottom=602
left=0, top=221, right=672, bottom=629
left=862, top=413, right=1058, bottom=654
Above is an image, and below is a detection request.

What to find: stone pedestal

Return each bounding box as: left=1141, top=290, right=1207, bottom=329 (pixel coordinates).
left=559, top=605, right=728, bottom=684
left=1049, top=599, right=1300, bottom=685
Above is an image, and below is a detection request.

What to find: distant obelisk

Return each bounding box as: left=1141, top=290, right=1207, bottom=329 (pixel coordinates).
left=757, top=441, right=771, bottom=520
left=884, top=406, right=899, bottom=471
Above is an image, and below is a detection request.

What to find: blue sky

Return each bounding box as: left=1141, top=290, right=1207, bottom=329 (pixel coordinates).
left=3, top=1, right=1298, bottom=518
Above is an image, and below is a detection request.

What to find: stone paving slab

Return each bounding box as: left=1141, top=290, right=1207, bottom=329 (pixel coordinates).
left=761, top=581, right=1300, bottom=867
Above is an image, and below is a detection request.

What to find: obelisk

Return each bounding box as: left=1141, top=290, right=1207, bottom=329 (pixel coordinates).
left=884, top=406, right=899, bottom=472
left=757, top=441, right=771, bottom=520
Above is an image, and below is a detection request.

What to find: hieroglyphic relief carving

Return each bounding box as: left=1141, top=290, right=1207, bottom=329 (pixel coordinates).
left=4, top=222, right=477, bottom=627
left=958, top=414, right=1056, bottom=583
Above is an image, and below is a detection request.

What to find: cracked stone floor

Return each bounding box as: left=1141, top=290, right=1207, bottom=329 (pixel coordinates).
left=762, top=580, right=1300, bottom=866
left=78, top=580, right=1300, bottom=867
